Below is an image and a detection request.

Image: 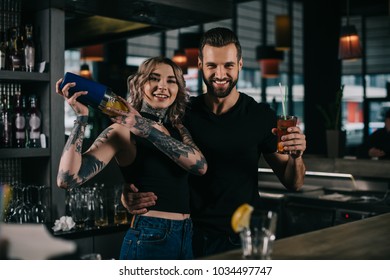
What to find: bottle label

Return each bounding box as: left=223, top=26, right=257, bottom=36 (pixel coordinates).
left=25, top=47, right=35, bottom=69
left=11, top=55, right=22, bottom=71
left=30, top=131, right=40, bottom=139
left=29, top=115, right=41, bottom=130
left=15, top=115, right=26, bottom=129
left=16, top=131, right=25, bottom=140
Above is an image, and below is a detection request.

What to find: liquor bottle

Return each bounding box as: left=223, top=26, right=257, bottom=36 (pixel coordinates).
left=59, top=72, right=129, bottom=117
left=27, top=94, right=41, bottom=148
left=13, top=84, right=26, bottom=148
left=0, top=26, right=9, bottom=70
left=8, top=27, right=22, bottom=71
left=23, top=24, right=35, bottom=72
left=1, top=84, right=13, bottom=147
left=0, top=86, right=4, bottom=147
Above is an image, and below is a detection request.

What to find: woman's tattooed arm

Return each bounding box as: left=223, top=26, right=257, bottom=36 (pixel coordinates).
left=146, top=123, right=207, bottom=176
left=57, top=119, right=110, bottom=189
left=57, top=154, right=105, bottom=189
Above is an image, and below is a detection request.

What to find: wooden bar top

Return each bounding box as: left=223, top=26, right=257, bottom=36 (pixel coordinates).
left=205, top=213, right=390, bottom=260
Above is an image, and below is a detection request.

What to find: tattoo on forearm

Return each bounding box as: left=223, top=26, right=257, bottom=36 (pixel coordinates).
left=133, top=115, right=153, bottom=137
left=78, top=154, right=106, bottom=180
left=64, top=122, right=85, bottom=153
left=189, top=157, right=208, bottom=174
left=148, top=128, right=195, bottom=160
left=57, top=170, right=80, bottom=188
left=135, top=119, right=206, bottom=174
left=91, top=127, right=113, bottom=149
left=58, top=155, right=105, bottom=188
left=177, top=126, right=199, bottom=150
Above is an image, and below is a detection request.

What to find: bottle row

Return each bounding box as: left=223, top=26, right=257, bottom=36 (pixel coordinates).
left=0, top=0, right=36, bottom=72
left=0, top=83, right=42, bottom=148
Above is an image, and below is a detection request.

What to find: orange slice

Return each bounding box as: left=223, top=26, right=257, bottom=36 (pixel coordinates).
left=231, top=203, right=254, bottom=233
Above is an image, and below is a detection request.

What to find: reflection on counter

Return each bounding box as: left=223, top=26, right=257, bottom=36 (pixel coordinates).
left=204, top=213, right=390, bottom=260
left=257, top=166, right=390, bottom=239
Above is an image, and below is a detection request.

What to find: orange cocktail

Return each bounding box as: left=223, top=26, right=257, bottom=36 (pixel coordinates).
left=277, top=115, right=297, bottom=154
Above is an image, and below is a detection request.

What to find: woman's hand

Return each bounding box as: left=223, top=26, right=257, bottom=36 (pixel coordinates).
left=107, top=96, right=163, bottom=137
left=55, top=78, right=89, bottom=116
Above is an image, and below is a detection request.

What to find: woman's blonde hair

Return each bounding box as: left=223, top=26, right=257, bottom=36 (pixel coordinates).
left=127, top=56, right=188, bottom=125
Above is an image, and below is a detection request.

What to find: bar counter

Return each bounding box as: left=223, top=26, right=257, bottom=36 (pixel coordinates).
left=204, top=213, right=390, bottom=260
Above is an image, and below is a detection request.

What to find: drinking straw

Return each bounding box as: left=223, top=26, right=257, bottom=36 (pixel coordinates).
left=278, top=82, right=287, bottom=117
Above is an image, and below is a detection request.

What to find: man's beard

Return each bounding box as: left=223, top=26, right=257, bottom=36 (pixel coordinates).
left=202, top=72, right=238, bottom=98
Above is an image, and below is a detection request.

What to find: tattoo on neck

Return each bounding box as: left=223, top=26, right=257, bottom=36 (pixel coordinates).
left=140, top=101, right=168, bottom=124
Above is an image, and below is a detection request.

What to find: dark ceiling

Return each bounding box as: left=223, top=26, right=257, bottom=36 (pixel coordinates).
left=56, top=0, right=234, bottom=49
left=26, top=0, right=389, bottom=49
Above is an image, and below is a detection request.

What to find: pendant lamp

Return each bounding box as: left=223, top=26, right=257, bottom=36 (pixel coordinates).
left=80, top=44, right=104, bottom=62
left=80, top=63, right=92, bottom=79
left=178, top=32, right=202, bottom=68
left=338, top=0, right=362, bottom=60
left=256, top=46, right=284, bottom=78
left=172, top=49, right=188, bottom=74
left=275, top=15, right=291, bottom=51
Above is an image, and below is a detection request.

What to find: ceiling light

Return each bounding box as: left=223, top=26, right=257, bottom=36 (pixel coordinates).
left=178, top=32, right=202, bottom=68
left=338, top=0, right=362, bottom=60
left=172, top=49, right=188, bottom=74
left=80, top=44, right=104, bottom=62
left=275, top=15, right=291, bottom=51
left=80, top=63, right=92, bottom=79
left=256, top=46, right=284, bottom=78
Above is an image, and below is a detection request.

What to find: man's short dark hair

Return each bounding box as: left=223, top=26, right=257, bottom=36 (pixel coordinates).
left=198, top=27, right=242, bottom=61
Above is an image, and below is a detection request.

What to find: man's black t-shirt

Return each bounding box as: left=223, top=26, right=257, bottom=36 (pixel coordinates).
left=184, top=92, right=277, bottom=235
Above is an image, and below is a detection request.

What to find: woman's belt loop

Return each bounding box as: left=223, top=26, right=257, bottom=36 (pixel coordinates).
left=130, top=215, right=137, bottom=228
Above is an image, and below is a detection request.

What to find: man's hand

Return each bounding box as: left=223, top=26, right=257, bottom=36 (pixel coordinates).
left=272, top=126, right=306, bottom=158
left=368, top=147, right=385, bottom=158
left=121, top=184, right=158, bottom=215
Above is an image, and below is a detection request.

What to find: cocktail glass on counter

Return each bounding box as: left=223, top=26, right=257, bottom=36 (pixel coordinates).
left=239, top=210, right=278, bottom=259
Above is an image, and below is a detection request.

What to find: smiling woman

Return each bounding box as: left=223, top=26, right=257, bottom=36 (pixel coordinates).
left=55, top=56, right=207, bottom=260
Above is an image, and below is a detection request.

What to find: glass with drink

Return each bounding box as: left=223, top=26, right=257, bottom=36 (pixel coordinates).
left=276, top=115, right=297, bottom=154
left=239, top=210, right=278, bottom=259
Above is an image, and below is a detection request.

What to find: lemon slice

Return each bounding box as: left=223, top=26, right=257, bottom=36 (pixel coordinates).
left=231, top=203, right=254, bottom=233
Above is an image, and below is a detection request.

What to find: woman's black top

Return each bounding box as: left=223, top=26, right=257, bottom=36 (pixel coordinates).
left=119, top=112, right=190, bottom=214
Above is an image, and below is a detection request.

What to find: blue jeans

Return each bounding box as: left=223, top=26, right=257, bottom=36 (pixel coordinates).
left=119, top=215, right=193, bottom=260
